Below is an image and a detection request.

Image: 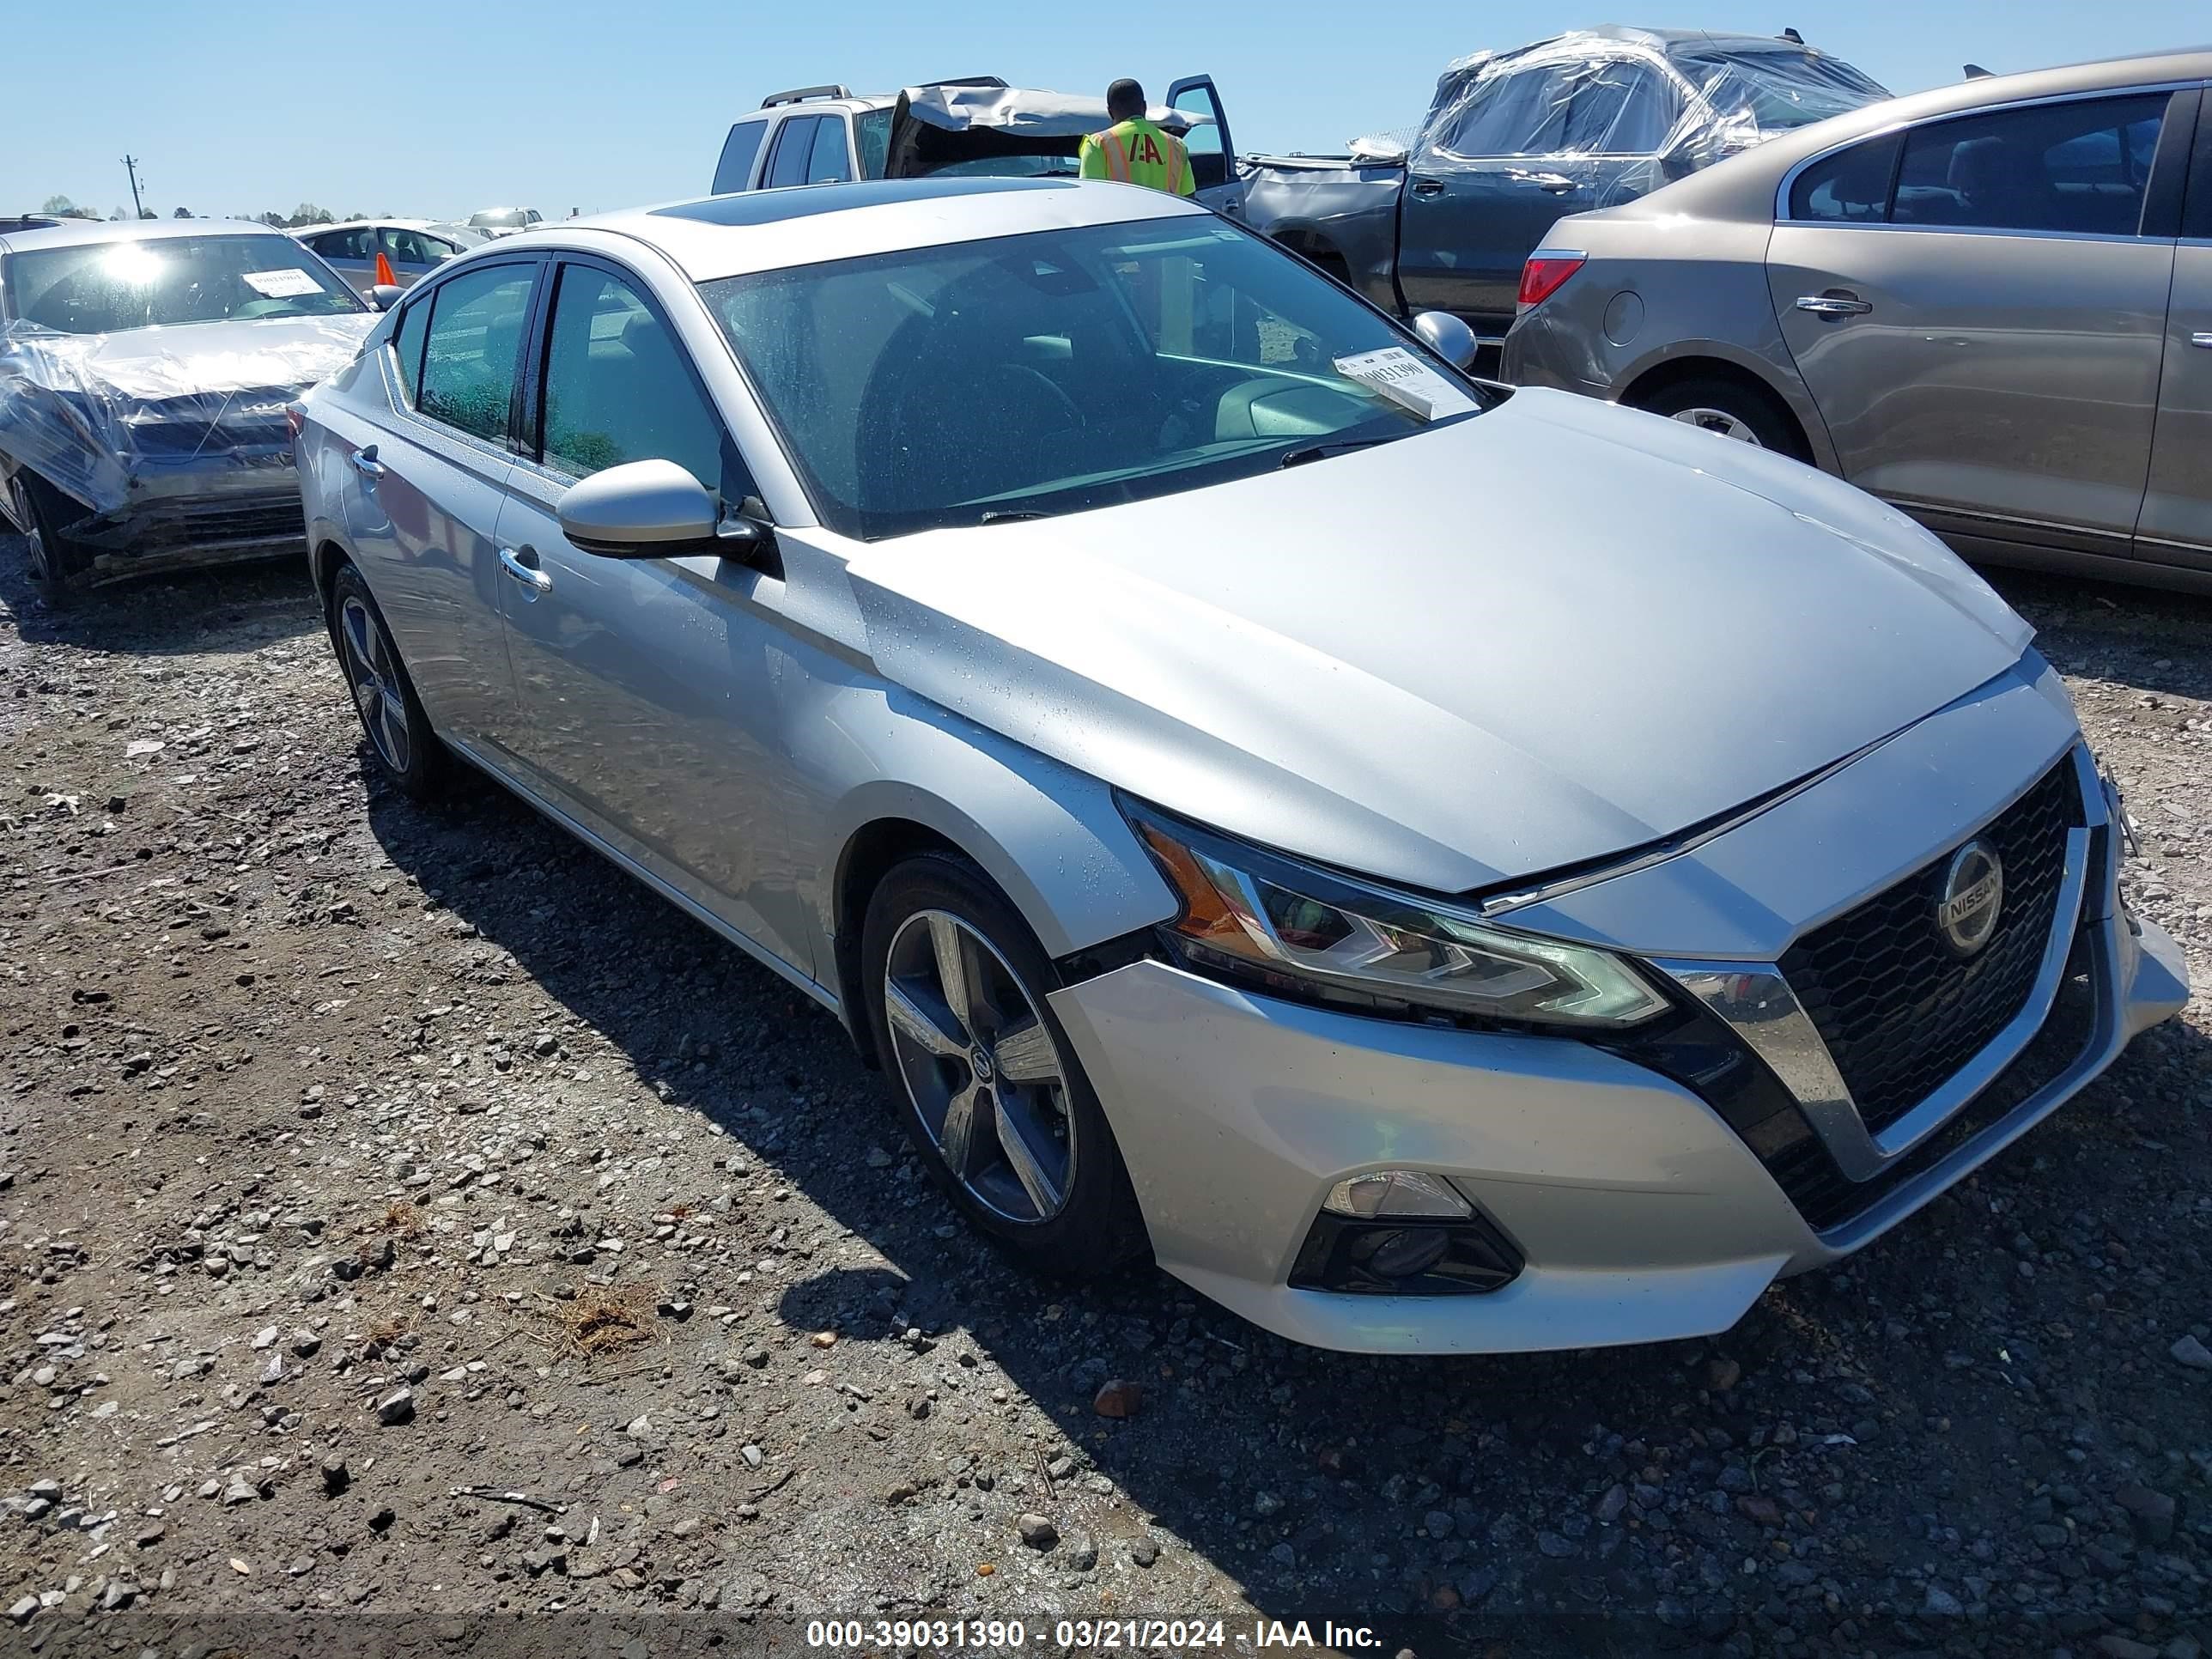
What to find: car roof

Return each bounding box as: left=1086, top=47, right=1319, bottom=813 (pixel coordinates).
left=1618, top=45, right=2212, bottom=222
left=0, top=216, right=293, bottom=258
left=532, top=177, right=1206, bottom=283
left=295, top=219, right=438, bottom=235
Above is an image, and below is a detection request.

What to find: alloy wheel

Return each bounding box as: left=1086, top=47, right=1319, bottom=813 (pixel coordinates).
left=1669, top=406, right=1764, bottom=447
left=10, top=478, right=54, bottom=586
left=881, top=909, right=1076, bottom=1224
left=337, top=594, right=413, bottom=775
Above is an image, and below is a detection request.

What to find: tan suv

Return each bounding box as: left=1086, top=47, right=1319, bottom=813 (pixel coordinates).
left=1502, top=49, right=2212, bottom=594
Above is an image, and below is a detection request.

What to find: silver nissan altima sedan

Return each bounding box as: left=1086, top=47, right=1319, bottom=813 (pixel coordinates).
left=293, top=177, right=2187, bottom=1355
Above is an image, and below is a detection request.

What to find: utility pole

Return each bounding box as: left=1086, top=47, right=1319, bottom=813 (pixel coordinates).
left=122, top=155, right=145, bottom=218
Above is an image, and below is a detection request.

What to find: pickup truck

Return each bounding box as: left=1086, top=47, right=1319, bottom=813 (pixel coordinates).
left=1240, top=26, right=1889, bottom=341
left=713, top=75, right=1244, bottom=214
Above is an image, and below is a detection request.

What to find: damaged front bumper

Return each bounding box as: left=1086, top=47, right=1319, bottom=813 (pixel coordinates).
left=12, top=444, right=310, bottom=589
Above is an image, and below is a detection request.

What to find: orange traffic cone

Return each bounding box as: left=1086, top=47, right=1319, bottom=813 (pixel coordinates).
left=374, top=250, right=397, bottom=287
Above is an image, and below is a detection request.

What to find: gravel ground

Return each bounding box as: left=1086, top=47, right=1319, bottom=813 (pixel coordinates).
left=0, top=540, right=2208, bottom=1659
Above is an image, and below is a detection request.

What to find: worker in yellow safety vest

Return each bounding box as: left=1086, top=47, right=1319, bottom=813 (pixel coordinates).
left=1078, top=79, right=1195, bottom=197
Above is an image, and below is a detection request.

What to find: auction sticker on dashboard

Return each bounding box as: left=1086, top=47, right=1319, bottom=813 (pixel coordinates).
left=242, top=268, right=322, bottom=298
left=1332, top=347, right=1477, bottom=422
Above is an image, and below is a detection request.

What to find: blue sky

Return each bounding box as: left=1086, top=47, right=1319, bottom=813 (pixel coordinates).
left=9, top=1, right=2207, bottom=221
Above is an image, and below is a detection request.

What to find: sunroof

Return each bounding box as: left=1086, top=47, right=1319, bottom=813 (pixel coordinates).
left=653, top=176, right=1077, bottom=227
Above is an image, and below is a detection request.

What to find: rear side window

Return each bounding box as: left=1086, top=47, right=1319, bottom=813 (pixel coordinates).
left=313, top=227, right=375, bottom=260
left=765, top=117, right=820, bottom=188
left=715, top=118, right=769, bottom=192
left=392, top=295, right=432, bottom=403
left=535, top=264, right=732, bottom=494
left=416, top=264, right=536, bottom=442
left=1788, top=131, right=1900, bottom=222
left=1892, top=93, right=2168, bottom=235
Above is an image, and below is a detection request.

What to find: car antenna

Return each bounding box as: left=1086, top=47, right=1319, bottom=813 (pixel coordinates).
left=1778, top=26, right=1803, bottom=43
left=1962, top=63, right=1993, bottom=78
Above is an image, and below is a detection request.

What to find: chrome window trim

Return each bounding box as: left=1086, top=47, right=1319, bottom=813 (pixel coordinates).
left=1767, top=222, right=2178, bottom=246
left=1652, top=746, right=2100, bottom=1183
left=1772, top=79, right=2203, bottom=226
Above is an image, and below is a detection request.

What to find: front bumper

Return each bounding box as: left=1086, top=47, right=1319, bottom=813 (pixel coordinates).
left=13, top=446, right=307, bottom=590
left=1047, top=665, right=2189, bottom=1354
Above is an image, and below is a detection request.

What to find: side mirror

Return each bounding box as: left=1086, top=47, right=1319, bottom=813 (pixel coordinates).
left=556, top=459, right=719, bottom=557
left=368, top=283, right=404, bottom=311
left=1413, top=310, right=1479, bottom=370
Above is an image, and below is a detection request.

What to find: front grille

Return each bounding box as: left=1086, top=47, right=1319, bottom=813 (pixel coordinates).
left=1778, top=757, right=2082, bottom=1133
left=1768, top=929, right=2101, bottom=1232
left=172, top=500, right=306, bottom=546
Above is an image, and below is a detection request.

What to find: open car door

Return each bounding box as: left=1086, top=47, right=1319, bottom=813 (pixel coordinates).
left=1165, top=74, right=1245, bottom=218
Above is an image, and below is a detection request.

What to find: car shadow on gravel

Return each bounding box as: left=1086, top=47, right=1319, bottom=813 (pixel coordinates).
left=0, top=532, right=321, bottom=657
left=1990, top=568, right=2212, bottom=702
left=360, top=746, right=2210, bottom=1657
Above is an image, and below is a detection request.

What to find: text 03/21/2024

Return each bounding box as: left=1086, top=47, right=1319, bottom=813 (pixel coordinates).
left=803, top=1620, right=1385, bottom=1650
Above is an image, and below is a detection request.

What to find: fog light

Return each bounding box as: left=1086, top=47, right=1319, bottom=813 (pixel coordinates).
left=1290, top=1197, right=1523, bottom=1298
left=1353, top=1227, right=1450, bottom=1279
left=1323, top=1170, right=1471, bottom=1219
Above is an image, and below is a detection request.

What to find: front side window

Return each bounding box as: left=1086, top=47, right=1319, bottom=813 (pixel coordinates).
left=535, top=264, right=730, bottom=492
left=5, top=234, right=364, bottom=334
left=392, top=294, right=431, bottom=403
left=702, top=218, right=1492, bottom=540
left=416, top=264, right=535, bottom=442
left=382, top=228, right=447, bottom=267
left=806, top=118, right=854, bottom=185
left=1893, top=93, right=2168, bottom=235
left=854, top=107, right=893, bottom=179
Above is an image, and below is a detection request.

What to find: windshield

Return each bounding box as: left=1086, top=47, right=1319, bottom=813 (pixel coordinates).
left=701, top=217, right=1489, bottom=540
left=1677, top=49, right=1890, bottom=132
left=470, top=210, right=528, bottom=228
left=4, top=234, right=365, bottom=334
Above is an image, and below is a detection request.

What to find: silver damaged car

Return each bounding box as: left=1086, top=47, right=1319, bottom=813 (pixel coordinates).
left=293, top=177, right=2187, bottom=1354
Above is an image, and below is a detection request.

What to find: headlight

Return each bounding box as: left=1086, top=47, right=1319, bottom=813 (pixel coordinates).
left=1124, top=804, right=1670, bottom=1029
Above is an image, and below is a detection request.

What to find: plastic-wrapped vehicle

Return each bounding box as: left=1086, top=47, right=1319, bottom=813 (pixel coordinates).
left=0, top=219, right=376, bottom=596
left=1244, top=26, right=1889, bottom=338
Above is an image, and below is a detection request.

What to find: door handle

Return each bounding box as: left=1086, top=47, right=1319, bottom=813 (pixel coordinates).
left=1507, top=169, right=1578, bottom=192
left=1410, top=178, right=1447, bottom=196
left=349, top=445, right=386, bottom=480
left=2191, top=331, right=2212, bottom=349
left=498, top=545, right=551, bottom=598
left=1795, top=295, right=1874, bottom=319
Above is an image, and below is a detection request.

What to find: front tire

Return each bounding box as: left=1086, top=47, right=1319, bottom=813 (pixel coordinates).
left=11, top=473, right=95, bottom=603
left=861, top=853, right=1149, bottom=1279
left=1632, top=375, right=1811, bottom=463
left=326, top=561, right=450, bottom=800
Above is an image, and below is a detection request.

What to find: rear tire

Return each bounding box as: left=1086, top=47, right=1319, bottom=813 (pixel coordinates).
left=11, top=473, right=95, bottom=604
left=1632, top=375, right=1811, bottom=463
left=861, top=852, right=1150, bottom=1279
left=326, top=561, right=451, bottom=800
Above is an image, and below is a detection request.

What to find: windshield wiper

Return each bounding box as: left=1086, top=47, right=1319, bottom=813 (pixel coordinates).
left=1278, top=436, right=1398, bottom=469
left=978, top=508, right=1051, bottom=525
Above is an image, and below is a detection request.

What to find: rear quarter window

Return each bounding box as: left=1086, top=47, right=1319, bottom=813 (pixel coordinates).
left=1788, top=131, right=1900, bottom=221
left=715, top=119, right=770, bottom=193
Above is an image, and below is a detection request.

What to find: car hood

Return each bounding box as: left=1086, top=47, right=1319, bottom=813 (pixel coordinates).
left=0, top=313, right=374, bottom=513
left=845, top=386, right=2034, bottom=893
left=15, top=313, right=378, bottom=403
